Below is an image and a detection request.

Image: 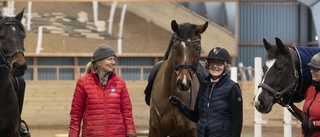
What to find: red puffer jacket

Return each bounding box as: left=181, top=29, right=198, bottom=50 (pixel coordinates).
left=301, top=85, right=320, bottom=137
left=69, top=72, right=137, bottom=137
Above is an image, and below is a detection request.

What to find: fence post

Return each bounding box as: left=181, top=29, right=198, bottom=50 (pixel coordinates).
left=283, top=108, right=292, bottom=137
left=117, top=3, right=127, bottom=54
left=36, top=26, right=43, bottom=54
left=27, top=1, right=32, bottom=31
left=231, top=67, right=237, bottom=82
left=108, top=1, right=117, bottom=35
left=238, top=62, right=247, bottom=81
left=254, top=57, right=266, bottom=137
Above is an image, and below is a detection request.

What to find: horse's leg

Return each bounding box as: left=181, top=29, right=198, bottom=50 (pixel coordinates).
left=148, top=107, right=160, bottom=137
left=187, top=122, right=197, bottom=137
left=148, top=125, right=157, bottom=137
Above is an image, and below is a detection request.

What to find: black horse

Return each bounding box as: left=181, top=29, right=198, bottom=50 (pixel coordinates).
left=0, top=9, right=27, bottom=137
left=253, top=37, right=320, bottom=120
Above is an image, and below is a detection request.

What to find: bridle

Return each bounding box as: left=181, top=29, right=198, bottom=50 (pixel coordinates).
left=0, top=17, right=25, bottom=70
left=258, top=47, right=303, bottom=121
left=172, top=35, right=201, bottom=76
left=152, top=35, right=201, bottom=121
left=0, top=50, right=24, bottom=69
left=258, top=48, right=299, bottom=106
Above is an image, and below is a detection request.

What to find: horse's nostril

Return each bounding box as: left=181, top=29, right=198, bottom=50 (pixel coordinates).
left=176, top=79, right=191, bottom=91
left=258, top=99, right=264, bottom=106
left=13, top=62, right=27, bottom=71
left=187, top=80, right=191, bottom=87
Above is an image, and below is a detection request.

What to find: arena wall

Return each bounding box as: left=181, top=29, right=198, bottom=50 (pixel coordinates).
left=22, top=80, right=303, bottom=129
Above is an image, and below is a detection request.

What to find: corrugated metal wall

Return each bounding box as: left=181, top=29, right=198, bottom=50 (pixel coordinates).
left=239, top=5, right=299, bottom=43
left=236, top=1, right=300, bottom=67
left=236, top=46, right=267, bottom=67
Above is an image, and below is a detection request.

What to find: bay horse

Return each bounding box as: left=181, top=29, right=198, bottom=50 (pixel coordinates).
left=253, top=37, right=320, bottom=120
left=148, top=20, right=208, bottom=137
left=0, top=9, right=28, bottom=137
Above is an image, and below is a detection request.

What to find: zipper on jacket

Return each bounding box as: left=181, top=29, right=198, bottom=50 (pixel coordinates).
left=207, top=84, right=214, bottom=108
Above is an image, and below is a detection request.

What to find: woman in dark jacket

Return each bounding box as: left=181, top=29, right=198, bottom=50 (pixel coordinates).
left=169, top=47, right=243, bottom=137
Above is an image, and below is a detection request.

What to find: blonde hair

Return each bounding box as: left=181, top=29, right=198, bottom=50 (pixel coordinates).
left=84, top=61, right=100, bottom=74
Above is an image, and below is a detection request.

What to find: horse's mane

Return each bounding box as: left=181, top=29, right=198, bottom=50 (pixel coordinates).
left=164, top=23, right=198, bottom=60
left=164, top=34, right=174, bottom=60
left=266, top=46, right=291, bottom=60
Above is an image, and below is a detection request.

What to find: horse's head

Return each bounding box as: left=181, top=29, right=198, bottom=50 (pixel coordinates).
left=253, top=37, right=298, bottom=113
left=170, top=20, right=208, bottom=91
left=0, top=9, right=27, bottom=77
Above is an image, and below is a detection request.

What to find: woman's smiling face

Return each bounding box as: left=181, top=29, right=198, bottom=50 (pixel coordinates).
left=207, top=59, right=225, bottom=79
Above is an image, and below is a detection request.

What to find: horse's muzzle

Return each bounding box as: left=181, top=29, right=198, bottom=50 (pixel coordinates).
left=11, top=62, right=27, bottom=77
left=177, top=79, right=191, bottom=91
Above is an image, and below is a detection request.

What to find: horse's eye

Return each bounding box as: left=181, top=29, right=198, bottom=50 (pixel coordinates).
left=196, top=46, right=201, bottom=51
left=274, top=63, right=285, bottom=71
left=0, top=36, right=6, bottom=40
left=173, top=45, right=180, bottom=51
left=262, top=65, right=267, bottom=72
left=277, top=66, right=284, bottom=71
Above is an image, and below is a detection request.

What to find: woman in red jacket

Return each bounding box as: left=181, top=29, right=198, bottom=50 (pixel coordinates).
left=292, top=52, right=320, bottom=137
left=68, top=44, right=137, bottom=137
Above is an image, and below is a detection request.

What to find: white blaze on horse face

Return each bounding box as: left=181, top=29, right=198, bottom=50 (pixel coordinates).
left=12, top=26, right=16, bottom=32
left=12, top=27, right=17, bottom=41
left=254, top=59, right=276, bottom=104
left=182, top=74, right=187, bottom=86
left=181, top=41, right=187, bottom=61
left=181, top=41, right=189, bottom=88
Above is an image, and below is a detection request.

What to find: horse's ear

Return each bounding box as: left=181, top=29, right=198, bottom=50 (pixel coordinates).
left=15, top=8, right=25, bottom=21
left=263, top=38, right=272, bottom=51
left=171, top=20, right=179, bottom=33
left=275, top=37, right=286, bottom=52
left=196, top=21, right=208, bottom=34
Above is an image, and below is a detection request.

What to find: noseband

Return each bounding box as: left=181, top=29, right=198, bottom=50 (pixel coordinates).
left=152, top=35, right=201, bottom=118
left=0, top=18, right=25, bottom=70
left=258, top=48, right=299, bottom=107
left=0, top=50, right=24, bottom=69
left=173, top=35, right=201, bottom=75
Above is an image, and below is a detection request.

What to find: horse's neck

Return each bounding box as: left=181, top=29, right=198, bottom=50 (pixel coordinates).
left=161, top=59, right=176, bottom=85
left=0, top=71, right=12, bottom=96
left=0, top=70, right=9, bottom=82
left=163, top=52, right=175, bottom=72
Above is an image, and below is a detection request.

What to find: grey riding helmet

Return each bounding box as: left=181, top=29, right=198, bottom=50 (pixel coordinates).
left=308, top=52, right=320, bottom=68
left=206, top=47, right=231, bottom=64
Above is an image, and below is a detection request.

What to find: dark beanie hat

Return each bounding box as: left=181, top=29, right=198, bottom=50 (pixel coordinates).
left=91, top=44, right=116, bottom=63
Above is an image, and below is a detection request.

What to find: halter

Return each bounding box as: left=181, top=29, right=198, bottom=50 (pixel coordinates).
left=258, top=48, right=303, bottom=121
left=0, top=18, right=25, bottom=69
